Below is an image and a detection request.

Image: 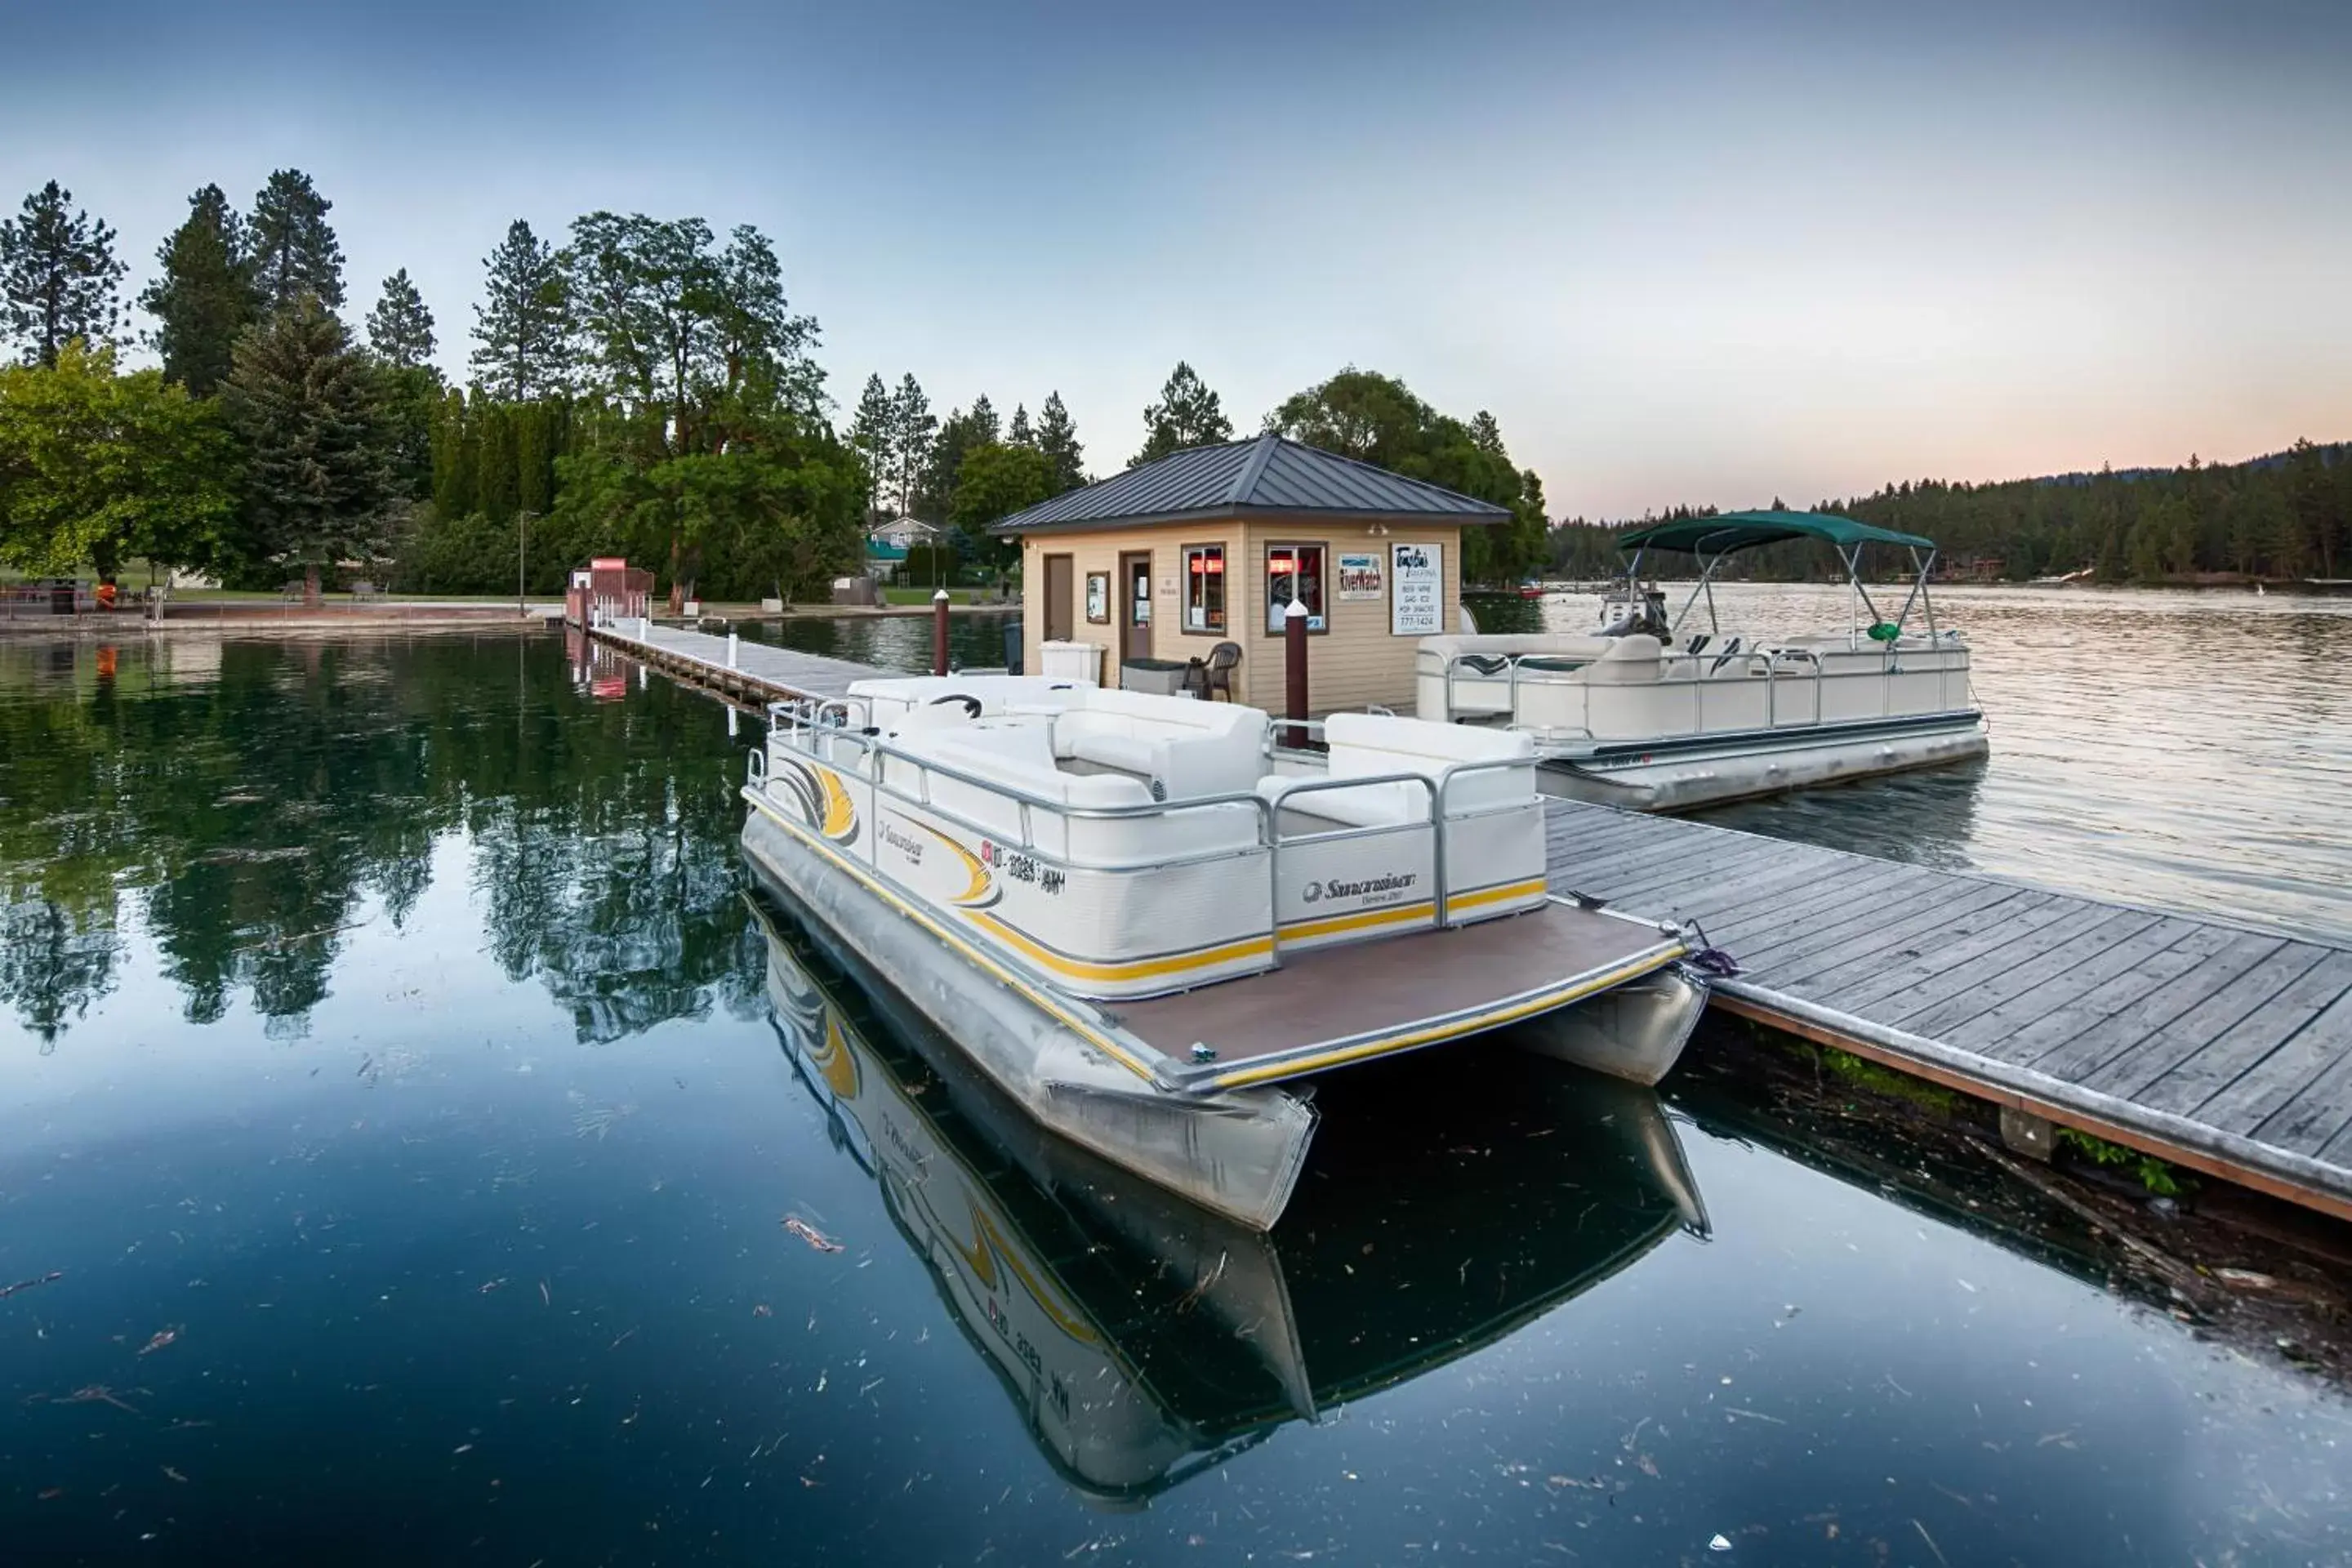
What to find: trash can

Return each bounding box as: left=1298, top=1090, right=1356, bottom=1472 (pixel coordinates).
left=1003, top=617, right=1023, bottom=675
left=1119, top=657, right=1192, bottom=697
left=1040, top=640, right=1102, bottom=684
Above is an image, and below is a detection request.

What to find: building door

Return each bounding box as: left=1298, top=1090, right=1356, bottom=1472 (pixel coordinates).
left=1043, top=555, right=1074, bottom=643
left=1119, top=552, right=1152, bottom=669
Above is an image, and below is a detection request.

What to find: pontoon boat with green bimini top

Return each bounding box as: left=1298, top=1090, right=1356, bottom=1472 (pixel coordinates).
left=1415, top=510, right=1989, bottom=809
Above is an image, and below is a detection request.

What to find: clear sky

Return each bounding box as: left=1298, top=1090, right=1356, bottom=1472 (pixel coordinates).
left=6, top=0, right=2347, bottom=517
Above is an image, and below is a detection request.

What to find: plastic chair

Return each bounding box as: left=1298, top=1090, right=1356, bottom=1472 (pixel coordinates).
left=1202, top=641, right=1242, bottom=702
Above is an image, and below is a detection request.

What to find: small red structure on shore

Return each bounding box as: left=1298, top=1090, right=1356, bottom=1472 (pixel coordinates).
left=567, top=558, right=654, bottom=626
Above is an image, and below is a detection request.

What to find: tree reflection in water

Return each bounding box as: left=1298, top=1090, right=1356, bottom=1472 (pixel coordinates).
left=0, top=634, right=764, bottom=1049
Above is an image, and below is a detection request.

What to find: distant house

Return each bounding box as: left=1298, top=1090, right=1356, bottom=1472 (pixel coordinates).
left=865, top=518, right=947, bottom=580
left=988, top=434, right=1508, bottom=712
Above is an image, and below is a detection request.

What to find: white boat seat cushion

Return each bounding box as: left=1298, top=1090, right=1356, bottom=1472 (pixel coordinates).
left=1051, top=688, right=1269, bottom=802
left=1322, top=712, right=1538, bottom=814
left=889, top=720, right=1260, bottom=865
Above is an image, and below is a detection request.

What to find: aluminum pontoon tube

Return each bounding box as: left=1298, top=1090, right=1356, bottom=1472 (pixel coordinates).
left=741, top=807, right=1317, bottom=1232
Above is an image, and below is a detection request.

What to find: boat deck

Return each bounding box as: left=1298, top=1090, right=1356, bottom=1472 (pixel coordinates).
left=1110, top=900, right=1684, bottom=1093
left=588, top=617, right=2352, bottom=1225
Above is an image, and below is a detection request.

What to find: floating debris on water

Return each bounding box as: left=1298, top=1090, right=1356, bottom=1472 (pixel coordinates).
left=784, top=1216, right=844, bottom=1254
left=0, top=1270, right=63, bottom=1301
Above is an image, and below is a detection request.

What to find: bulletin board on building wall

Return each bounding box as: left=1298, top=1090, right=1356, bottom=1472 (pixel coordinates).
left=1336, top=552, right=1384, bottom=600
left=1390, top=542, right=1441, bottom=635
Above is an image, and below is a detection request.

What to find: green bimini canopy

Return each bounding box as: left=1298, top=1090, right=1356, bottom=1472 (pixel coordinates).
left=1616, top=510, right=1936, bottom=556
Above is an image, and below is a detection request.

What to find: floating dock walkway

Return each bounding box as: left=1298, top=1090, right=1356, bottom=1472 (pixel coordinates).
left=585, top=617, right=2352, bottom=1224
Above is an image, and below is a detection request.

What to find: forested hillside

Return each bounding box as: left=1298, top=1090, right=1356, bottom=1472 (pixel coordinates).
left=1551, top=442, right=2352, bottom=583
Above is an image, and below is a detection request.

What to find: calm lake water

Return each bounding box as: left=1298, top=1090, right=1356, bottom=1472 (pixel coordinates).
left=2, top=630, right=2348, bottom=1565
left=1513, top=584, right=2352, bottom=942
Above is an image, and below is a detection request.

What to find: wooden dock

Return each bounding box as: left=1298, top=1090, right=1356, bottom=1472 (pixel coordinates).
left=588, top=618, right=2352, bottom=1225
left=583, top=619, right=875, bottom=709
left=1545, top=805, right=2352, bottom=1223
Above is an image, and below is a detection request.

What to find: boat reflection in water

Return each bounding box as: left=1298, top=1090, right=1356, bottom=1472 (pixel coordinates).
left=747, top=884, right=1710, bottom=1505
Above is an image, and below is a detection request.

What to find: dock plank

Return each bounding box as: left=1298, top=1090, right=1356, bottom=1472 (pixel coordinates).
left=2137, top=951, right=2352, bottom=1120
left=1786, top=890, right=2066, bottom=1003
left=1759, top=884, right=2034, bottom=988
left=1935, top=918, right=2208, bottom=1051
left=1586, top=838, right=1815, bottom=910
left=1707, top=871, right=1953, bottom=960
left=2216, top=992, right=2352, bottom=1146
left=1675, top=861, right=1941, bottom=947
left=1969, top=923, right=2250, bottom=1069
left=1811, top=894, right=2090, bottom=1015
left=1733, top=875, right=2023, bottom=978
left=1889, top=911, right=2167, bottom=1038
left=1614, top=857, right=1913, bottom=942
left=2079, top=942, right=2334, bottom=1101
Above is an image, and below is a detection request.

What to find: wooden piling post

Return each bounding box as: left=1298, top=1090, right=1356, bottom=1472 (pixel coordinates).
left=1284, top=597, right=1309, bottom=748
left=932, top=590, right=951, bottom=677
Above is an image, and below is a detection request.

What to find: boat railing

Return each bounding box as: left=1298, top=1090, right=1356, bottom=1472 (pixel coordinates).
left=757, top=697, right=1545, bottom=968
left=1432, top=638, right=1971, bottom=740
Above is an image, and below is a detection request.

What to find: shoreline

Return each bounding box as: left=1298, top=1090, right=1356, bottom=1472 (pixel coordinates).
left=0, top=599, right=1019, bottom=639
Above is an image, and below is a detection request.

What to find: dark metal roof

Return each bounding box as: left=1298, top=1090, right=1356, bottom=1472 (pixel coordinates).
left=988, top=434, right=1514, bottom=535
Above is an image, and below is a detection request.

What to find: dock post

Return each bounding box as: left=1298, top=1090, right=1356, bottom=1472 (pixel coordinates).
left=1284, top=597, right=1309, bottom=748
left=932, top=590, right=951, bottom=676
left=1999, top=1106, right=2057, bottom=1161
left=727, top=632, right=739, bottom=670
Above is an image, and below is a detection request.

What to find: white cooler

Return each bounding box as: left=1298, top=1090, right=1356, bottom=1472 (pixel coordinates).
left=1039, top=640, right=1104, bottom=685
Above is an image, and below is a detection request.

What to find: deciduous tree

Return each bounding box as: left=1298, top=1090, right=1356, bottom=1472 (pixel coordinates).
left=1, top=181, right=127, bottom=368
left=947, top=441, right=1054, bottom=542
left=140, top=185, right=253, bottom=394
left=0, top=341, right=234, bottom=578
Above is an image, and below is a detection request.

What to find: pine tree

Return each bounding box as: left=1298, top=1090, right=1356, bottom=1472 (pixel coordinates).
left=222, top=299, right=395, bottom=599
left=968, top=393, right=1000, bottom=446
left=140, top=185, right=253, bottom=394
left=1, top=181, right=127, bottom=368
left=1036, top=390, right=1085, bottom=492
left=891, top=374, right=935, bottom=518
left=1134, top=361, right=1232, bottom=465
left=848, top=372, right=895, bottom=522
left=1007, top=403, right=1035, bottom=448
left=366, top=270, right=436, bottom=369
left=247, top=170, right=345, bottom=313
left=471, top=220, right=570, bottom=400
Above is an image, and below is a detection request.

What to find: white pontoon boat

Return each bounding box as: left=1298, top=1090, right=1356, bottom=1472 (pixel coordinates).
left=740, top=675, right=1709, bottom=1229
left=1415, top=511, right=1989, bottom=810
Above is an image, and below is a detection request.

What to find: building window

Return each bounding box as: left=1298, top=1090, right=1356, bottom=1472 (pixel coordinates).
left=1263, top=542, right=1327, bottom=633
left=1183, top=545, right=1226, bottom=633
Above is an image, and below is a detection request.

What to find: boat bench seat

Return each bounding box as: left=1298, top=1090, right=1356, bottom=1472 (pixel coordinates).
left=890, top=719, right=1263, bottom=865
left=1049, top=688, right=1269, bottom=803
left=847, top=675, right=1086, bottom=729
left=1263, top=713, right=1539, bottom=828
